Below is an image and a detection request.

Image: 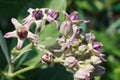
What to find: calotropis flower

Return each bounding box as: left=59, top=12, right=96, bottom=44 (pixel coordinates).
left=45, top=9, right=59, bottom=29
left=22, top=8, right=46, bottom=32
left=59, top=10, right=89, bottom=36
left=4, top=18, right=39, bottom=49
left=23, top=8, right=59, bottom=32
left=62, top=10, right=89, bottom=24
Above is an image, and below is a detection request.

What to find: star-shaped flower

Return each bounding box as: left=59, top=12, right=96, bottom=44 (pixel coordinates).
left=23, top=8, right=59, bottom=32
left=4, top=18, right=39, bottom=49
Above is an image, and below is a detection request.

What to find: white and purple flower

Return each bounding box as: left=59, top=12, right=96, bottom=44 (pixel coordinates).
left=4, top=18, right=38, bottom=49
left=23, top=8, right=59, bottom=32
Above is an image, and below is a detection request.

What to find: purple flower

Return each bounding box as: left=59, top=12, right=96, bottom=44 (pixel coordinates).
left=22, top=8, right=48, bottom=32
left=23, top=8, right=60, bottom=32
left=4, top=18, right=38, bottom=49
left=62, top=10, right=89, bottom=24
left=74, top=68, right=90, bottom=80
left=45, top=10, right=60, bottom=29
left=64, top=56, right=78, bottom=68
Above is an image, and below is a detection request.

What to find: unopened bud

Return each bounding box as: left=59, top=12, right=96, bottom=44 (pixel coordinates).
left=59, top=21, right=73, bottom=36
left=74, top=68, right=90, bottom=80
left=93, top=66, right=105, bottom=76
left=41, top=52, right=53, bottom=65
left=84, top=64, right=95, bottom=72
left=64, top=56, right=78, bottom=68
left=91, top=56, right=102, bottom=65
left=78, top=45, right=88, bottom=53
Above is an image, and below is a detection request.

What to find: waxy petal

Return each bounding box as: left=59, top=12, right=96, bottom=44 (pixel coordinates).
left=27, top=8, right=34, bottom=15
left=11, top=18, right=22, bottom=29
left=72, top=20, right=90, bottom=24
left=27, top=32, right=39, bottom=41
left=22, top=15, right=33, bottom=25
left=62, top=10, right=71, bottom=21
left=4, top=31, right=17, bottom=38
left=16, top=38, right=24, bottom=49
left=35, top=20, right=43, bottom=32
left=24, top=18, right=35, bottom=29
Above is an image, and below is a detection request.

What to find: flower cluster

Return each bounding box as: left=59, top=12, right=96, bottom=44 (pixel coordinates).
left=54, top=11, right=105, bottom=80
left=4, top=8, right=105, bottom=80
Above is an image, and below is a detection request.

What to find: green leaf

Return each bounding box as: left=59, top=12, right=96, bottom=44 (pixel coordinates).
left=0, top=30, right=11, bottom=65
left=95, top=77, right=100, bottom=80
left=107, top=19, right=120, bottom=36
left=20, top=63, right=73, bottom=80
left=16, top=47, right=42, bottom=66
left=38, top=22, right=60, bottom=47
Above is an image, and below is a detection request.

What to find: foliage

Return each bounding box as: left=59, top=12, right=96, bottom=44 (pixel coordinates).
left=0, top=0, right=120, bottom=80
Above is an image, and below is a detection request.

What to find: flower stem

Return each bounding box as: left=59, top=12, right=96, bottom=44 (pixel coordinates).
left=11, top=43, right=33, bottom=54
left=11, top=65, right=36, bottom=78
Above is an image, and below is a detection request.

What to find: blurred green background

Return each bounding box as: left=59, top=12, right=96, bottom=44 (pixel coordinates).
left=0, top=0, right=120, bottom=80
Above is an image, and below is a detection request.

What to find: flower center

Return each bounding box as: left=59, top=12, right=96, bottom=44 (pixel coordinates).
left=32, top=8, right=43, bottom=20
left=17, top=27, right=28, bottom=39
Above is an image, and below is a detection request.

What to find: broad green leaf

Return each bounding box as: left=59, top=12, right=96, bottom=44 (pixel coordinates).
left=16, top=47, right=42, bottom=66
left=19, top=63, right=73, bottom=80
left=38, top=22, right=60, bottom=47
left=0, top=31, right=9, bottom=57
left=95, top=77, right=100, bottom=80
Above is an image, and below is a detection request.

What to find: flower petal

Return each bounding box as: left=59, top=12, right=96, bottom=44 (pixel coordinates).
left=24, top=18, right=35, bottom=29
left=22, top=15, right=33, bottom=25
left=11, top=18, right=22, bottom=29
left=4, top=31, right=17, bottom=38
left=16, top=38, right=24, bottom=49
left=27, top=8, right=34, bottom=15
left=27, top=32, right=39, bottom=41
left=35, top=20, right=42, bottom=32
left=72, top=20, right=90, bottom=24
left=62, top=10, right=71, bottom=21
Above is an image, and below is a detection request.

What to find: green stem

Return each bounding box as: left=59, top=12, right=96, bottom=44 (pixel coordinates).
left=12, top=49, right=32, bottom=63
left=11, top=43, right=33, bottom=67
left=11, top=43, right=33, bottom=54
left=11, top=65, right=36, bottom=78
